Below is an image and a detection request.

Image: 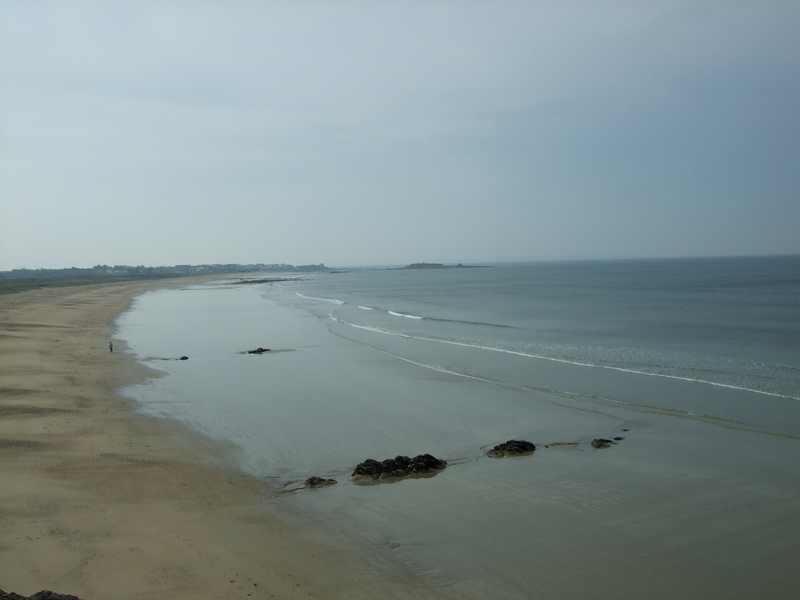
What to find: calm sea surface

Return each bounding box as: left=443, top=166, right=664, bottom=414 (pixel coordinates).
left=116, top=256, right=800, bottom=598
left=289, top=256, right=800, bottom=431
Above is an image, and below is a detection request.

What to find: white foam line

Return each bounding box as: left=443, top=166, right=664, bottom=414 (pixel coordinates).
left=358, top=306, right=374, bottom=310
left=329, top=312, right=398, bottom=336
left=388, top=310, right=423, bottom=320
left=331, top=317, right=800, bottom=401
left=429, top=336, right=800, bottom=400
left=359, top=346, right=661, bottom=412
left=352, top=343, right=799, bottom=436
left=296, top=292, right=343, bottom=305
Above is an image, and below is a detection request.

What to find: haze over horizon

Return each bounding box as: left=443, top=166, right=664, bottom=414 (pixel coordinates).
left=1, top=1, right=798, bottom=271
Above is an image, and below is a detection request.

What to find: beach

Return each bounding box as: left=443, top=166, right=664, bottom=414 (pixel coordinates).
left=0, top=279, right=452, bottom=600
left=3, top=269, right=800, bottom=599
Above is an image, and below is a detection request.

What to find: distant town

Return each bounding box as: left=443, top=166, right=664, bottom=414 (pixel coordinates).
left=0, top=262, right=487, bottom=295
left=0, top=263, right=331, bottom=280
left=0, top=262, right=487, bottom=280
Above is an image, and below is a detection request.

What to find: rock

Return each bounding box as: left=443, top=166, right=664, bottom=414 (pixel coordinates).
left=179, top=356, right=189, bottom=360
left=1, top=591, right=85, bottom=600
left=304, top=476, right=337, bottom=488
left=376, top=457, right=409, bottom=480
left=351, top=458, right=384, bottom=481
left=351, top=454, right=447, bottom=482
left=407, top=453, right=447, bottom=473
left=613, top=436, right=625, bottom=441
left=487, top=439, right=536, bottom=458
left=247, top=347, right=271, bottom=354
left=591, top=438, right=614, bottom=449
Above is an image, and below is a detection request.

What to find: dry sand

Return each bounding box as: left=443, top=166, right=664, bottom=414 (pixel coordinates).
left=0, top=279, right=455, bottom=600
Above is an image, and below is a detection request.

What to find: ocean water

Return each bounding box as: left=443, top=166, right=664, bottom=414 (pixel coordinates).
left=116, top=256, right=800, bottom=598
left=290, top=256, right=800, bottom=432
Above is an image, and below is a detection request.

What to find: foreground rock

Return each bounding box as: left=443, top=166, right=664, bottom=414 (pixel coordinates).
left=1, top=591, right=84, bottom=600
left=304, top=476, right=337, bottom=488
left=487, top=439, right=536, bottom=457
left=351, top=454, right=447, bottom=482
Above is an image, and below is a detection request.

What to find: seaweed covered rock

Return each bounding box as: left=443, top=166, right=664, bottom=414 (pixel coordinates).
left=591, top=438, right=615, bottom=449
left=351, top=454, right=447, bottom=482
left=406, top=453, right=447, bottom=473
left=303, top=476, right=337, bottom=488
left=487, top=439, right=536, bottom=458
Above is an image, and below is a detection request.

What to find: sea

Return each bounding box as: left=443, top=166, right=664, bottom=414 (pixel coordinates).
left=292, top=256, right=800, bottom=429
left=116, top=256, right=800, bottom=598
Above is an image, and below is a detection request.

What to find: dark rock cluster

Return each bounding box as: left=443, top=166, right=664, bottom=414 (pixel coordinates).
left=1, top=591, right=84, bottom=600
left=591, top=436, right=624, bottom=449
left=247, top=347, right=271, bottom=354
left=351, top=454, right=447, bottom=482
left=304, top=433, right=629, bottom=491
left=304, top=476, right=337, bottom=488
left=487, top=439, right=536, bottom=457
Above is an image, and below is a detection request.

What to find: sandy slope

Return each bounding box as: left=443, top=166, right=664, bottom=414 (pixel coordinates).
left=0, top=279, right=456, bottom=600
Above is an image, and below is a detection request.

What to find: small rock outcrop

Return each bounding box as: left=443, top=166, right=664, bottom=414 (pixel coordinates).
left=179, top=356, right=189, bottom=361
left=1, top=591, right=85, bottom=600
left=487, top=439, right=536, bottom=457
left=247, top=347, right=271, bottom=354
left=303, top=476, right=337, bottom=488
left=591, top=438, right=615, bottom=449
left=351, top=454, right=447, bottom=482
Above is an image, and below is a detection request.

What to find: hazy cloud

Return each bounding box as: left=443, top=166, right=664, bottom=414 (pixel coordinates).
left=1, top=0, right=798, bottom=268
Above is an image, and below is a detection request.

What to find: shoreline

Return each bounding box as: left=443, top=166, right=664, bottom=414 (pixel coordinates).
left=0, top=278, right=455, bottom=599
left=118, top=281, right=800, bottom=598
left=5, top=275, right=800, bottom=598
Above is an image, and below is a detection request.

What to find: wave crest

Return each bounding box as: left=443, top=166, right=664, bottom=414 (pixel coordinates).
left=296, top=292, right=343, bottom=305
left=388, top=310, right=423, bottom=320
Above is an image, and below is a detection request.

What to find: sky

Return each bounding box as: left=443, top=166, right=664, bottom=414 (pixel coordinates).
left=1, top=0, right=798, bottom=270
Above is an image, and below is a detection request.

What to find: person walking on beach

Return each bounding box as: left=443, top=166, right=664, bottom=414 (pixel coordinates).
left=109, top=342, right=113, bottom=353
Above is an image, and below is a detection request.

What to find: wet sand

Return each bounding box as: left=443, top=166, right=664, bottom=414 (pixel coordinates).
left=4, top=278, right=800, bottom=599
left=116, top=282, right=800, bottom=599
left=0, top=279, right=455, bottom=599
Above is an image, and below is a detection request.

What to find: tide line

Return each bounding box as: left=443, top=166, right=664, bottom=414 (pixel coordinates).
left=296, top=292, right=344, bottom=305
left=329, top=315, right=800, bottom=402
left=388, top=310, right=423, bottom=320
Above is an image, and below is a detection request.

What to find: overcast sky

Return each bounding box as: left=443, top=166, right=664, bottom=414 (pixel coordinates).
left=1, top=0, right=798, bottom=270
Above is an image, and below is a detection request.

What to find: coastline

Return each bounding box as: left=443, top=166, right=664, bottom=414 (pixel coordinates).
left=117, top=280, right=800, bottom=598
left=5, top=273, right=800, bottom=599
left=0, top=278, right=455, bottom=599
